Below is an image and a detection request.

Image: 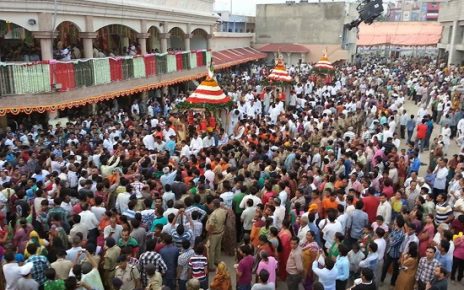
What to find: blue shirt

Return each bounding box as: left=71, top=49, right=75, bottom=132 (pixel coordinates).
left=347, top=209, right=368, bottom=239
left=435, top=251, right=452, bottom=273
left=308, top=222, right=323, bottom=248
left=387, top=229, right=405, bottom=259
left=165, top=140, right=176, bottom=156
left=406, top=119, right=415, bottom=131
left=335, top=256, right=350, bottom=281
left=159, top=244, right=180, bottom=278
left=409, top=158, right=421, bottom=175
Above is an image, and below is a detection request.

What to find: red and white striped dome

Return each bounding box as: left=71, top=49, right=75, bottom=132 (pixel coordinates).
left=186, top=77, right=231, bottom=104
left=268, top=58, right=292, bottom=82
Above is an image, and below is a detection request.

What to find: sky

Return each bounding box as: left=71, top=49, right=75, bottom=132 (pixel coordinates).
left=214, top=0, right=398, bottom=16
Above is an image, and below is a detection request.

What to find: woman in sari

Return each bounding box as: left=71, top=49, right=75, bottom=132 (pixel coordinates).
left=395, top=242, right=419, bottom=290
left=209, top=261, right=232, bottom=290
left=418, top=214, right=435, bottom=257
left=301, top=231, right=320, bottom=290
left=278, top=220, right=293, bottom=280
left=24, top=230, right=48, bottom=258
left=250, top=207, right=265, bottom=247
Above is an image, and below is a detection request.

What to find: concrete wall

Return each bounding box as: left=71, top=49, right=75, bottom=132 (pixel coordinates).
left=254, top=2, right=357, bottom=61
left=211, top=32, right=254, bottom=50
left=255, top=2, right=351, bottom=45
left=438, top=0, right=464, bottom=23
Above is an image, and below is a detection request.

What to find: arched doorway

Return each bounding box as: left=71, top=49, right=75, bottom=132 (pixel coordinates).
left=96, top=24, right=138, bottom=56
left=147, top=26, right=161, bottom=53
left=0, top=20, right=39, bottom=61
left=54, top=21, right=81, bottom=59
left=191, top=28, right=208, bottom=50
left=169, top=27, right=185, bottom=50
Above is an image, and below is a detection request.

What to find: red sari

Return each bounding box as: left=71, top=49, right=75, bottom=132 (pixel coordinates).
left=419, top=223, right=435, bottom=257
left=278, top=228, right=292, bottom=280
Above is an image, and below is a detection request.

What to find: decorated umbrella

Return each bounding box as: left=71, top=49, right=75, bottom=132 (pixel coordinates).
left=312, top=50, right=336, bottom=85
left=177, top=63, right=232, bottom=131
left=268, top=56, right=292, bottom=83
left=178, top=63, right=232, bottom=111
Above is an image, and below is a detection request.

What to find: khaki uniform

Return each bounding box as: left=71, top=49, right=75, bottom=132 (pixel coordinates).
left=51, top=258, right=73, bottom=280
left=146, top=272, right=163, bottom=290
left=103, top=245, right=121, bottom=290
left=206, top=208, right=227, bottom=269
left=114, top=264, right=140, bottom=290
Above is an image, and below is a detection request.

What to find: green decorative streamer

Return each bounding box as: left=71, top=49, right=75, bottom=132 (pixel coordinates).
left=156, top=54, right=167, bottom=74
left=176, top=101, right=233, bottom=111
left=190, top=53, right=197, bottom=69
left=92, top=58, right=111, bottom=85
left=132, top=57, right=146, bottom=79
left=167, top=54, right=176, bottom=73
left=74, top=61, right=94, bottom=87
left=182, top=53, right=190, bottom=70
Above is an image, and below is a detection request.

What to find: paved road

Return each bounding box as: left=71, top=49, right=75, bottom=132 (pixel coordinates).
left=208, top=99, right=463, bottom=290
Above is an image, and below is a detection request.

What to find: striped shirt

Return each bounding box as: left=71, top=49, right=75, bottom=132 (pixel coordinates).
left=387, top=229, right=405, bottom=259
left=188, top=254, right=208, bottom=279
left=435, top=202, right=452, bottom=225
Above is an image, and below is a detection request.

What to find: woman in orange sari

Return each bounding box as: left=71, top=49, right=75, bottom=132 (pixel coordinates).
left=301, top=230, right=320, bottom=290
left=250, top=207, right=265, bottom=247
left=209, top=262, right=232, bottom=290
left=278, top=220, right=293, bottom=280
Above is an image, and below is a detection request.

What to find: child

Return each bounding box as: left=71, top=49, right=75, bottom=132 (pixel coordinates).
left=347, top=243, right=365, bottom=280
left=44, top=268, right=66, bottom=290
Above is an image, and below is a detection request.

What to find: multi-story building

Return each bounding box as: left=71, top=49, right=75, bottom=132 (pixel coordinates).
left=0, top=0, right=264, bottom=124
left=216, top=11, right=255, bottom=34
left=387, top=0, right=443, bottom=22
left=437, top=0, right=464, bottom=65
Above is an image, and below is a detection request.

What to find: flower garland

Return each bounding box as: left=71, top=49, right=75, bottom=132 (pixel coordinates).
left=176, top=100, right=233, bottom=111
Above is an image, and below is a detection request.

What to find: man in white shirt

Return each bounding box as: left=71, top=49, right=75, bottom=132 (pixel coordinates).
left=115, top=187, right=132, bottom=214
left=162, top=122, right=176, bottom=142
left=239, top=189, right=262, bottom=209
left=203, top=164, right=215, bottom=189
left=241, top=199, right=256, bottom=233
left=142, top=133, right=156, bottom=151
left=219, top=182, right=234, bottom=209
left=319, top=210, right=343, bottom=250
left=189, top=133, right=203, bottom=155
left=162, top=184, right=176, bottom=210
left=103, top=216, right=124, bottom=240
left=272, top=198, right=286, bottom=229
left=3, top=252, right=22, bottom=290
left=433, top=158, right=449, bottom=196
left=79, top=203, right=99, bottom=236
left=373, top=227, right=387, bottom=286
left=376, top=194, right=392, bottom=225
left=180, top=140, right=191, bottom=158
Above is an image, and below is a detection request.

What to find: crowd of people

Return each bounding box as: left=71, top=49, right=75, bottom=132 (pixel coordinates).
left=0, top=55, right=463, bottom=290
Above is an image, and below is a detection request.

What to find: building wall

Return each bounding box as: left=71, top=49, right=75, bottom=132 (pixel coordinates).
left=255, top=3, right=351, bottom=45
left=211, top=32, right=254, bottom=51
left=254, top=2, right=357, bottom=62
left=438, top=0, right=464, bottom=65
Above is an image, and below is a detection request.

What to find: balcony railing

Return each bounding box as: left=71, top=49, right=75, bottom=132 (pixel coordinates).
left=0, top=50, right=211, bottom=97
